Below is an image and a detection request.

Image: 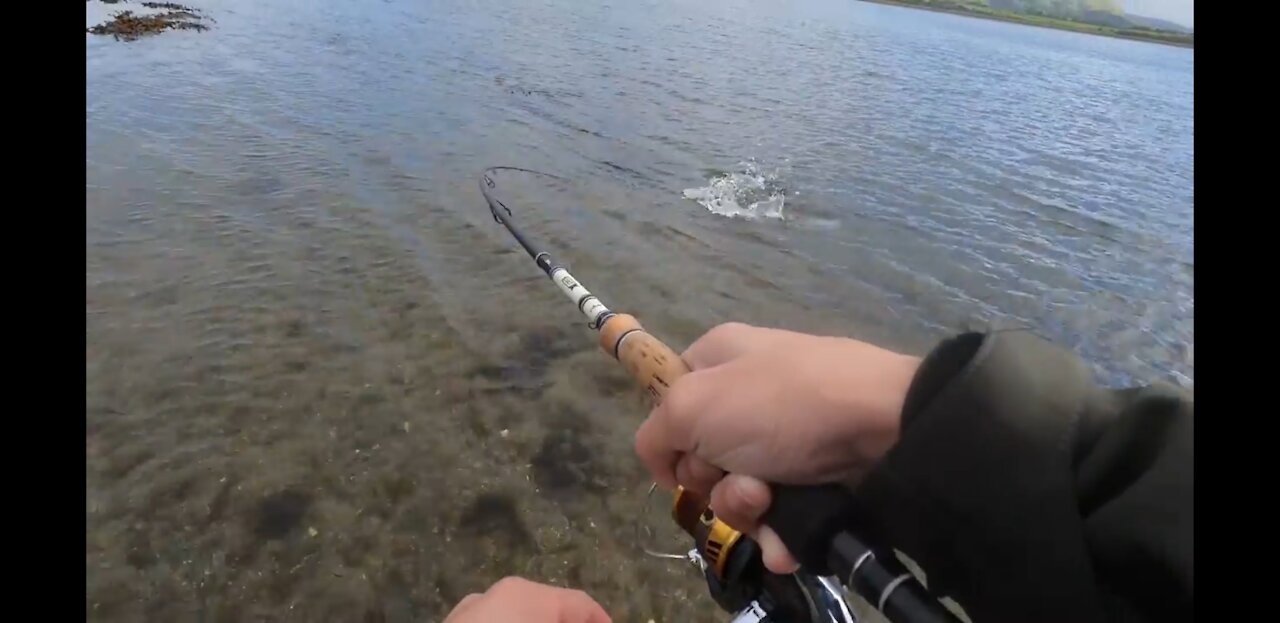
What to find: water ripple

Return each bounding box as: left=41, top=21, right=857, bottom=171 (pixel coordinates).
left=88, top=0, right=1191, bottom=618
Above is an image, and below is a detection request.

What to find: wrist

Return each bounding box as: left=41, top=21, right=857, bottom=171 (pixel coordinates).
left=860, top=352, right=923, bottom=463
left=820, top=344, right=921, bottom=475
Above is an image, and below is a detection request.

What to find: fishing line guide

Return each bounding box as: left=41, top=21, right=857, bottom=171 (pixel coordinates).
left=482, top=166, right=614, bottom=330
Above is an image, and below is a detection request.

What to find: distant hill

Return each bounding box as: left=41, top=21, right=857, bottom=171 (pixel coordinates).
left=988, top=0, right=1120, bottom=17
left=1124, top=13, right=1192, bottom=33
left=984, top=0, right=1188, bottom=33
left=1080, top=9, right=1131, bottom=28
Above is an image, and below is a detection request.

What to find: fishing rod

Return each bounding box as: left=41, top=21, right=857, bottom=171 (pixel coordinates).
left=479, top=167, right=963, bottom=623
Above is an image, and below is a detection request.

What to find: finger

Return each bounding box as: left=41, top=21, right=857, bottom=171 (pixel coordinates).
left=682, top=322, right=760, bottom=370
left=634, top=371, right=718, bottom=488
left=442, top=593, right=483, bottom=622
left=707, top=477, right=800, bottom=574
left=561, top=588, right=613, bottom=623
left=754, top=524, right=801, bottom=574
left=486, top=576, right=534, bottom=595
left=708, top=473, right=771, bottom=533
left=674, top=454, right=725, bottom=496
left=683, top=323, right=810, bottom=370
left=634, top=417, right=679, bottom=489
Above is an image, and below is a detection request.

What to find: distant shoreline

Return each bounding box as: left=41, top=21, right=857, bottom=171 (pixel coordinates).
left=858, top=0, right=1194, bottom=49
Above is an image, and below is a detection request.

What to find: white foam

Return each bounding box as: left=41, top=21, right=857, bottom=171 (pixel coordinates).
left=682, top=161, right=787, bottom=221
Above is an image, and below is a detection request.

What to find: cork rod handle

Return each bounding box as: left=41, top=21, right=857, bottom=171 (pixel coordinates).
left=597, top=313, right=691, bottom=404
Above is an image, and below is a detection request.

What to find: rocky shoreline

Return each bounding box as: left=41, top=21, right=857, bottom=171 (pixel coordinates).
left=87, top=0, right=211, bottom=41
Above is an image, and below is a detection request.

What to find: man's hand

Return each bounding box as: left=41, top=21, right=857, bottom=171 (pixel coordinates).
left=634, top=322, right=920, bottom=572
left=444, top=577, right=611, bottom=623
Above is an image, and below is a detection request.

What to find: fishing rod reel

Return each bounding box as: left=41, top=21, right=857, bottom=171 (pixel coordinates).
left=641, top=484, right=858, bottom=623
left=479, top=167, right=961, bottom=623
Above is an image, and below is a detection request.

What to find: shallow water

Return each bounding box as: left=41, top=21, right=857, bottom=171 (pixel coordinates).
left=86, top=0, right=1192, bottom=620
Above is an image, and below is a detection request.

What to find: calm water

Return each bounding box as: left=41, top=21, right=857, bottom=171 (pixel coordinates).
left=86, top=0, right=1193, bottom=620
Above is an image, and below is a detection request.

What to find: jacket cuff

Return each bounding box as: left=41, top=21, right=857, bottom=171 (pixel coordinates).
left=900, top=332, right=985, bottom=427
left=844, top=330, right=1107, bottom=622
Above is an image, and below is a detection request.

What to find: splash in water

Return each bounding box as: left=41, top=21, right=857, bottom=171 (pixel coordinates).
left=683, top=161, right=788, bottom=220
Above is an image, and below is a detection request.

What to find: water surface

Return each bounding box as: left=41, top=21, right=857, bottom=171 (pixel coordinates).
left=86, top=0, right=1193, bottom=620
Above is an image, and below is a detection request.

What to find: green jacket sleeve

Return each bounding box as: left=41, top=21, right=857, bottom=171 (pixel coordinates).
left=847, top=330, right=1193, bottom=623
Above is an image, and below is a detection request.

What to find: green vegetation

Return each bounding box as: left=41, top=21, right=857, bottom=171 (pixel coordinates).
left=862, top=0, right=1194, bottom=47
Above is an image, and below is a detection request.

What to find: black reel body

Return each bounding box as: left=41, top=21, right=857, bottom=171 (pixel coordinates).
left=673, top=488, right=836, bottom=623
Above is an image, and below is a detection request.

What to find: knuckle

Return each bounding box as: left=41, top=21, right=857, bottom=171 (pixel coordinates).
left=661, top=374, right=698, bottom=417
left=723, top=486, right=748, bottom=514
left=702, top=321, right=751, bottom=346
left=634, top=420, right=660, bottom=464
left=491, top=576, right=528, bottom=593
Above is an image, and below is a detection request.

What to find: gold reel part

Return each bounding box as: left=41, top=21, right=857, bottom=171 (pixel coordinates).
left=671, top=486, right=746, bottom=580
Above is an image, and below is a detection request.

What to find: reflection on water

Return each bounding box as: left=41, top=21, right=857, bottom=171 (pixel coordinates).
left=86, top=0, right=1192, bottom=620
